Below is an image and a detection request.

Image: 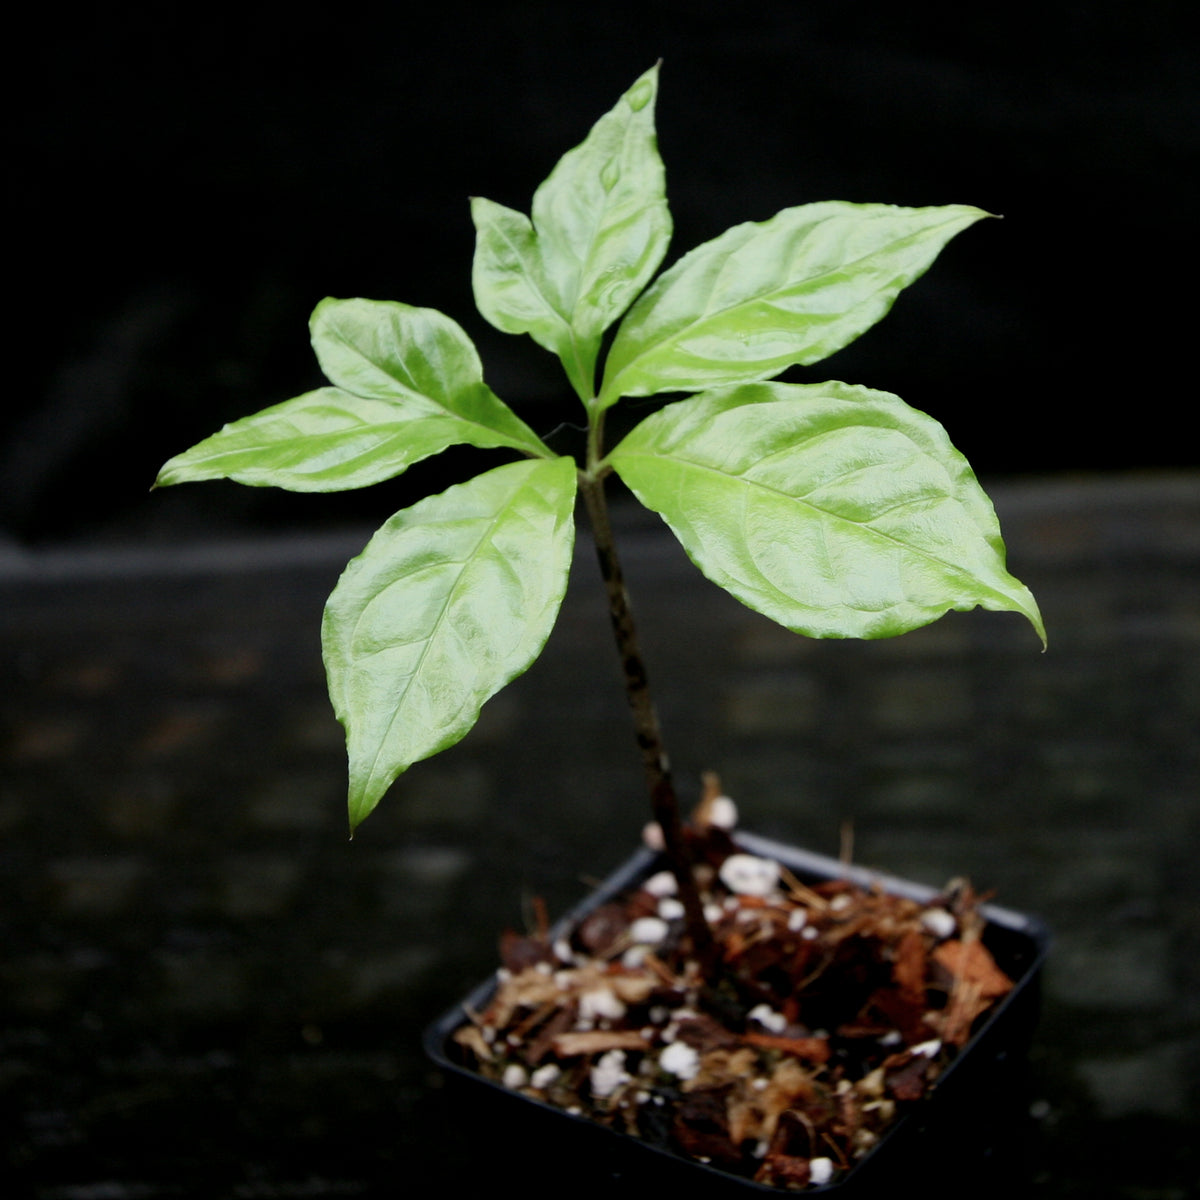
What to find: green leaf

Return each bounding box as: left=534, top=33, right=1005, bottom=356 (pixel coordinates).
left=310, top=296, right=548, bottom=454
left=472, top=63, right=671, bottom=402
left=470, top=197, right=559, bottom=353
left=155, top=298, right=550, bottom=492
left=609, top=381, right=1045, bottom=644
left=598, top=202, right=988, bottom=408
left=155, top=386, right=512, bottom=492
left=323, top=456, right=578, bottom=830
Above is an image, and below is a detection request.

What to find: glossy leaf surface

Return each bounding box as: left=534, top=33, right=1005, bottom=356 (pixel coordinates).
left=472, top=64, right=671, bottom=402
left=598, top=202, right=987, bottom=407
left=609, top=381, right=1045, bottom=643
left=323, top=457, right=577, bottom=830
left=157, top=298, right=546, bottom=492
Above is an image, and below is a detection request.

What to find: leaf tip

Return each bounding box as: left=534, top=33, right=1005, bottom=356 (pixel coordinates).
left=152, top=464, right=177, bottom=491
left=1025, top=605, right=1047, bottom=651
left=347, top=788, right=376, bottom=836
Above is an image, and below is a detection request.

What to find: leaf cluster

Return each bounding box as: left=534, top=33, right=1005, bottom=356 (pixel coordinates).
left=157, top=65, right=1044, bottom=832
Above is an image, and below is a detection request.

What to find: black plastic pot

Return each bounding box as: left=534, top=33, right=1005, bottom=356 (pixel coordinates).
left=423, top=832, right=1049, bottom=1197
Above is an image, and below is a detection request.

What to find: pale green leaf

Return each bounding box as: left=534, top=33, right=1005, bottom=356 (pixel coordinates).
left=472, top=64, right=671, bottom=401
left=609, top=381, right=1045, bottom=643
left=323, top=457, right=578, bottom=830
left=598, top=202, right=988, bottom=408
left=531, top=63, right=671, bottom=373
left=470, top=196, right=570, bottom=366
left=155, top=386, right=528, bottom=492
left=156, top=298, right=551, bottom=492
left=311, top=297, right=549, bottom=454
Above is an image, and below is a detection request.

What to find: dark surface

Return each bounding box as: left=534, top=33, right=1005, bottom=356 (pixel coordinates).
left=2, top=473, right=1198, bottom=1198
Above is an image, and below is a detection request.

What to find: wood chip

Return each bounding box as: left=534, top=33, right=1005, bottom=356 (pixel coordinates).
left=452, top=1023, right=493, bottom=1061
left=933, top=938, right=1014, bottom=999
left=743, top=1032, right=832, bottom=1064
left=551, top=1029, right=652, bottom=1057
left=892, top=928, right=928, bottom=1001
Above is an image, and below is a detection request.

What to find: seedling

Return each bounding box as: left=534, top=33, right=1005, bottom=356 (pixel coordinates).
left=157, top=65, right=1044, bottom=957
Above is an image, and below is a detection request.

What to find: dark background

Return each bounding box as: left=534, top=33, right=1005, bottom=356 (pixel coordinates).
left=5, top=4, right=1198, bottom=1198
left=7, top=0, right=1196, bottom=548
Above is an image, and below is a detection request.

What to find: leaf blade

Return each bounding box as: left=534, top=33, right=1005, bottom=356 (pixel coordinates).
left=154, top=386, right=530, bottom=492
left=470, top=196, right=573, bottom=365
left=311, top=297, right=549, bottom=455
left=599, top=202, right=988, bottom=407
left=531, top=63, right=671, bottom=374
left=322, top=457, right=578, bottom=830
left=156, top=297, right=551, bottom=492
left=609, top=381, right=1045, bottom=643
left=472, top=64, right=671, bottom=401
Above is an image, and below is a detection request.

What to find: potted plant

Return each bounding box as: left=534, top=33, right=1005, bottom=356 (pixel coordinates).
left=156, top=64, right=1047, bottom=1192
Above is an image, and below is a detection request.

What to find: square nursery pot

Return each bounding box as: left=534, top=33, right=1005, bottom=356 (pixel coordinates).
left=423, top=831, right=1049, bottom=1197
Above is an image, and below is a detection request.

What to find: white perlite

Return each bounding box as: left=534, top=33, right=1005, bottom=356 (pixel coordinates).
left=920, top=907, right=957, bottom=940
left=643, top=870, right=677, bottom=897
left=748, top=1003, right=787, bottom=1034
left=642, top=822, right=665, bottom=851
left=707, top=794, right=738, bottom=829
left=628, top=916, right=670, bottom=945
left=657, top=897, right=685, bottom=921
left=659, top=1040, right=701, bottom=1080
left=809, top=1157, right=835, bottom=1185
left=579, top=986, right=626, bottom=1022
left=590, top=1050, right=630, bottom=1098
left=719, top=853, right=781, bottom=897
left=530, top=1064, right=561, bottom=1090
left=502, top=1063, right=528, bottom=1089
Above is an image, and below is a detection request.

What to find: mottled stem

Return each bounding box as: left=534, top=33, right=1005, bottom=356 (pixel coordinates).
left=578, top=467, right=714, bottom=967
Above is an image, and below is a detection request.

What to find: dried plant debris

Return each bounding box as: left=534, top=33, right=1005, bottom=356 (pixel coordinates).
left=451, top=806, right=1013, bottom=1191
